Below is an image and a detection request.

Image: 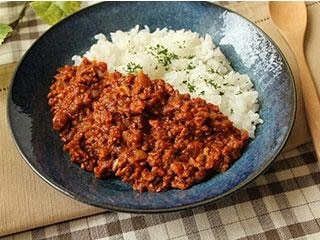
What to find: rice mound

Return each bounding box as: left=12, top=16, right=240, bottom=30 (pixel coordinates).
left=73, top=25, right=263, bottom=137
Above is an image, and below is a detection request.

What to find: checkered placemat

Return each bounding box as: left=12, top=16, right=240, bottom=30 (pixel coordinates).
left=1, top=2, right=320, bottom=240
left=0, top=1, right=97, bottom=65
left=0, top=2, right=48, bottom=65
left=5, top=144, right=320, bottom=240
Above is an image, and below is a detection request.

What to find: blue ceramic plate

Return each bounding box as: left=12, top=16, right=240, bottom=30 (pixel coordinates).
left=8, top=2, right=295, bottom=213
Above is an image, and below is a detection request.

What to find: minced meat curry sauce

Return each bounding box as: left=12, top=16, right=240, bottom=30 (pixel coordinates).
left=47, top=58, right=249, bottom=192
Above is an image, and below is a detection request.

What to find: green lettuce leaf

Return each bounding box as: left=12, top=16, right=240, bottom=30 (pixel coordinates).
left=30, top=1, right=81, bottom=25
left=0, top=23, right=13, bottom=44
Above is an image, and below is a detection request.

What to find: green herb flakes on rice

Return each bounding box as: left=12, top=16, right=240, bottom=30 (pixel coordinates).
left=72, top=25, right=263, bottom=137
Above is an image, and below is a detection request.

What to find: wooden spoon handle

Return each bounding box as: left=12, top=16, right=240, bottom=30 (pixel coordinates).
left=296, top=52, right=320, bottom=160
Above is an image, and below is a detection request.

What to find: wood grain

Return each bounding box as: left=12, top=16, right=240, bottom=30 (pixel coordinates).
left=269, top=2, right=320, bottom=160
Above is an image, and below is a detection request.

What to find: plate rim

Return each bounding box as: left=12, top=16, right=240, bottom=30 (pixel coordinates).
left=7, top=1, right=296, bottom=213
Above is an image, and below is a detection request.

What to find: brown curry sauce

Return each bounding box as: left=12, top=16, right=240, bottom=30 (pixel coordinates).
left=48, top=58, right=248, bottom=192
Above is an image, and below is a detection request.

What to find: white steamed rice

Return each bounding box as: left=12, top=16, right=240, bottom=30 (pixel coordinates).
left=73, top=25, right=263, bottom=137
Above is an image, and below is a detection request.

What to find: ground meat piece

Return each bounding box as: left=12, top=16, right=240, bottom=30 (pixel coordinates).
left=48, top=58, right=249, bottom=192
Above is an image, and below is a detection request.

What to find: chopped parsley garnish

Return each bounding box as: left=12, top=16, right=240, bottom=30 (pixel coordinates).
left=182, top=79, right=196, bottom=93
left=204, top=78, right=220, bottom=89
left=186, top=62, right=196, bottom=70
left=186, top=55, right=195, bottom=59
left=124, top=61, right=142, bottom=74
left=208, top=67, right=217, bottom=74
left=147, top=44, right=179, bottom=68
left=236, top=90, right=242, bottom=95
left=186, top=82, right=196, bottom=93
left=223, top=82, right=234, bottom=87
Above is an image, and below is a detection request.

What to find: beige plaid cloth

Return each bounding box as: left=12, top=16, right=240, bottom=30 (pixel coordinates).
left=1, top=2, right=320, bottom=240
left=5, top=145, right=320, bottom=240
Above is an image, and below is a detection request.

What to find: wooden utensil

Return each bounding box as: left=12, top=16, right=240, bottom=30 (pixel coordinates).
left=269, top=1, right=320, bottom=160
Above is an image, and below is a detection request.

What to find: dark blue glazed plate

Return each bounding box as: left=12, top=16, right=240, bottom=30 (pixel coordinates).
left=8, top=2, right=295, bottom=213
